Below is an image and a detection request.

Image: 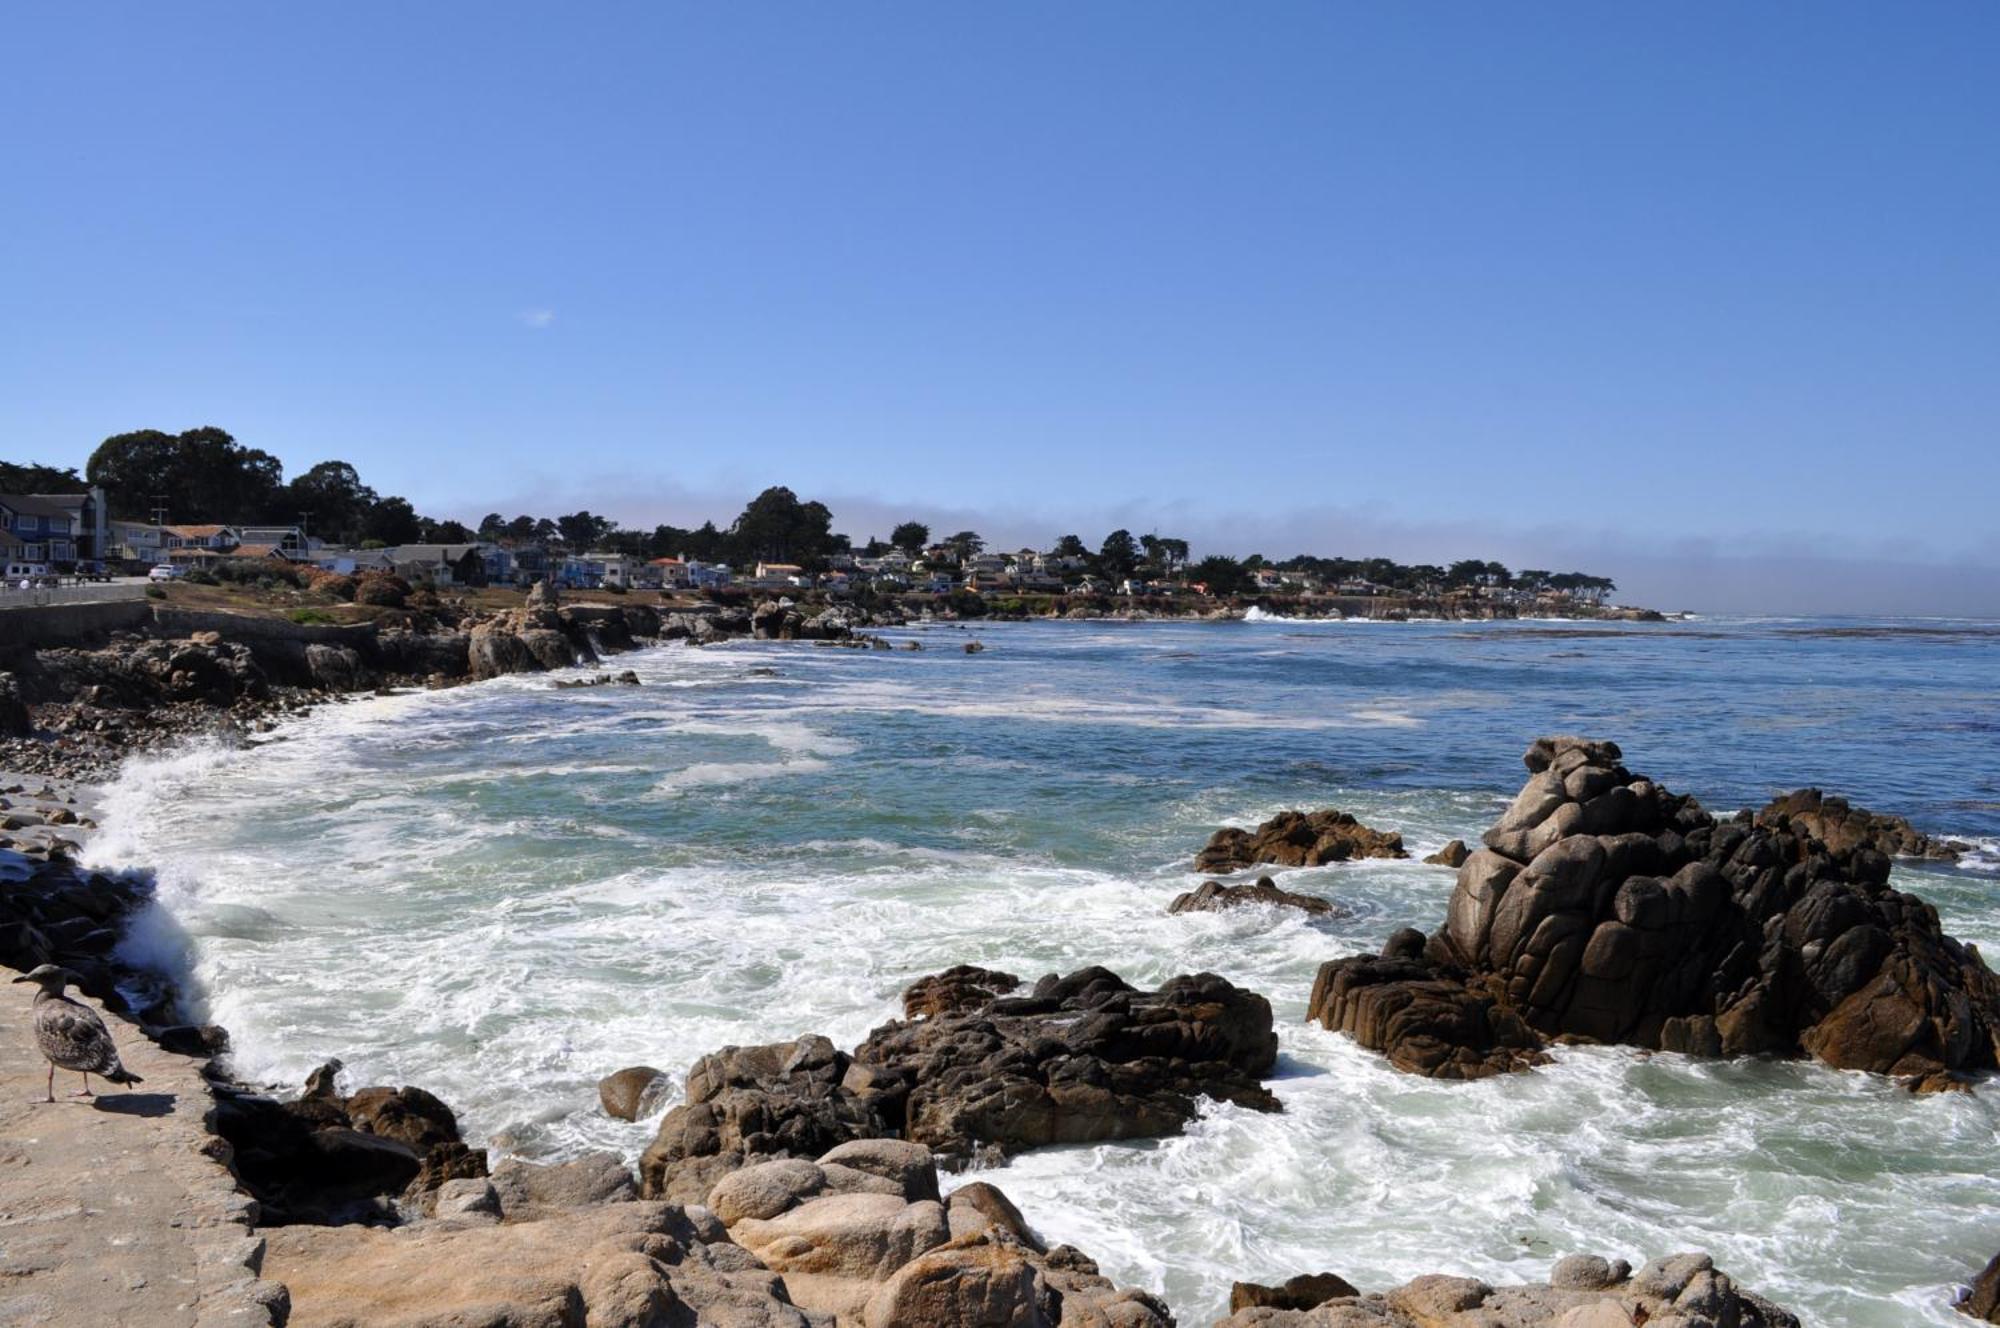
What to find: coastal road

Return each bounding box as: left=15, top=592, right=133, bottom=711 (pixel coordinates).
left=0, top=974, right=282, bottom=1326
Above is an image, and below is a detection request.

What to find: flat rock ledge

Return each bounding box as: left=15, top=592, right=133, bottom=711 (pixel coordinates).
left=1217, top=1251, right=1798, bottom=1326
left=0, top=975, right=288, bottom=1328
left=1195, top=810, right=1407, bottom=874
left=1308, top=736, right=2000, bottom=1089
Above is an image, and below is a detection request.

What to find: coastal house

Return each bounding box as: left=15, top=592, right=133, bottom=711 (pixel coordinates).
left=387, top=543, right=488, bottom=587
left=649, top=557, right=690, bottom=589
left=558, top=554, right=605, bottom=589
left=1253, top=568, right=1285, bottom=591
left=0, top=495, right=79, bottom=565
left=20, top=489, right=108, bottom=563
left=481, top=546, right=517, bottom=586
left=236, top=525, right=314, bottom=556
left=753, top=562, right=810, bottom=588
left=509, top=544, right=551, bottom=585
left=163, top=524, right=241, bottom=556
left=1015, top=570, right=1064, bottom=593
left=685, top=560, right=731, bottom=590
left=107, top=519, right=165, bottom=566
left=590, top=551, right=642, bottom=588
left=308, top=546, right=395, bottom=576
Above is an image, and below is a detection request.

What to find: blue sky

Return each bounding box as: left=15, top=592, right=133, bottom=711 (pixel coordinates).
left=4, top=4, right=1996, bottom=611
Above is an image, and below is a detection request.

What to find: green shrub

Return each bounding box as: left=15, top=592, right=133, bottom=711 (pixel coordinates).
left=354, top=573, right=411, bottom=608
left=289, top=607, right=336, bottom=625
left=144, top=584, right=167, bottom=600
left=185, top=568, right=218, bottom=586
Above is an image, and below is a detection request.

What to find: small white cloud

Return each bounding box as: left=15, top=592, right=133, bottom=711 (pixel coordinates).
left=517, top=308, right=556, bottom=329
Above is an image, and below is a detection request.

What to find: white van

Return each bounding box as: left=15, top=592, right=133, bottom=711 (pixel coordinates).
left=6, top=563, right=52, bottom=582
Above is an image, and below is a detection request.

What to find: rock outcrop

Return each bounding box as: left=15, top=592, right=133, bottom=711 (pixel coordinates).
left=599, top=1064, right=669, bottom=1120
left=1961, top=1250, right=2000, bottom=1322
left=639, top=1035, right=891, bottom=1204
left=855, top=966, right=1280, bottom=1165
left=711, top=1139, right=1170, bottom=1327
left=1169, top=877, right=1338, bottom=916
left=211, top=1065, right=487, bottom=1225
left=1756, top=787, right=1967, bottom=862
left=1215, top=1252, right=1798, bottom=1327
left=1230, top=1272, right=1359, bottom=1312
left=265, top=1198, right=821, bottom=1328
left=1424, top=840, right=1471, bottom=868
left=641, top=966, right=1280, bottom=1199
left=1196, top=810, right=1407, bottom=873
left=1308, top=737, right=2000, bottom=1090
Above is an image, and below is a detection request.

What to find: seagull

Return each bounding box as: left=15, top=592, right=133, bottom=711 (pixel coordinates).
left=12, top=965, right=143, bottom=1102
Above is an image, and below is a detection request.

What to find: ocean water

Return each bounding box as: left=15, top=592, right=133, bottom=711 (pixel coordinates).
left=88, top=616, right=2000, bottom=1326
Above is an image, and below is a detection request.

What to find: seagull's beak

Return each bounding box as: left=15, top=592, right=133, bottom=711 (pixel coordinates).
left=8, top=976, right=29, bottom=984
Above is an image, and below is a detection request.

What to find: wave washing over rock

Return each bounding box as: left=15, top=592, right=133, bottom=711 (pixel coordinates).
left=68, top=619, right=2000, bottom=1324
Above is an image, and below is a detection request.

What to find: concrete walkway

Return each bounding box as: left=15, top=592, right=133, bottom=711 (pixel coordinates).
left=0, top=977, right=286, bottom=1326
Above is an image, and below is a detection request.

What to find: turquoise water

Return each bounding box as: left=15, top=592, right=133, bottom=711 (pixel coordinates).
left=92, top=616, right=2000, bottom=1325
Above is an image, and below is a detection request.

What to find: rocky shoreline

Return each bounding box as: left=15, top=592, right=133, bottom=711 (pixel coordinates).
left=8, top=718, right=2000, bottom=1323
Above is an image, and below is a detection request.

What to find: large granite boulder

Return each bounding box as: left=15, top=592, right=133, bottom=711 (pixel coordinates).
left=638, top=1035, right=891, bottom=1203
left=262, top=1199, right=820, bottom=1328
left=1215, top=1252, right=1797, bottom=1326
left=1309, top=737, right=2000, bottom=1090
left=855, top=965, right=1279, bottom=1164
left=1196, top=810, right=1407, bottom=873
left=711, top=1140, right=1169, bottom=1328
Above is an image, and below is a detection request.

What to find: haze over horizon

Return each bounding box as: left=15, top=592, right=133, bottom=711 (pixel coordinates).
left=5, top=4, right=1996, bottom=615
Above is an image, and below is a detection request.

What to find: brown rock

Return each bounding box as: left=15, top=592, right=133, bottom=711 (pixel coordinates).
left=1168, top=877, right=1337, bottom=916
left=598, top=1065, right=668, bottom=1120
left=1960, top=1250, right=2000, bottom=1321
left=903, top=965, right=1022, bottom=1019
left=854, top=966, right=1279, bottom=1165
left=1196, top=809, right=1407, bottom=873
left=1309, top=736, right=2000, bottom=1089
left=1230, top=1271, right=1360, bottom=1311
left=1757, top=787, right=1965, bottom=861
left=1424, top=840, right=1471, bottom=868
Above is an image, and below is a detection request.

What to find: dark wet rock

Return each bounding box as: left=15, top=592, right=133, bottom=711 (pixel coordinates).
left=1230, top=1271, right=1359, bottom=1312
left=211, top=1073, right=483, bottom=1225
left=853, top=965, right=1279, bottom=1165
left=902, top=965, right=1022, bottom=1019
left=637, top=1034, right=891, bottom=1204
left=0, top=672, right=32, bottom=736
left=1960, top=1250, right=2000, bottom=1321
left=1424, top=839, right=1471, bottom=868
left=1308, top=736, right=2000, bottom=1090
left=1196, top=809, right=1407, bottom=873
left=1169, top=877, right=1337, bottom=917
left=1215, top=1252, right=1797, bottom=1326
left=1757, top=787, right=1968, bottom=862
left=598, top=1064, right=669, bottom=1120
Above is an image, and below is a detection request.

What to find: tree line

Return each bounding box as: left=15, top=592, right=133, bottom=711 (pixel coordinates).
left=3, top=430, right=1613, bottom=597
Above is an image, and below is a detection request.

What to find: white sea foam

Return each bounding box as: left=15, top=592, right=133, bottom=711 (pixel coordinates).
left=78, top=620, right=2000, bottom=1327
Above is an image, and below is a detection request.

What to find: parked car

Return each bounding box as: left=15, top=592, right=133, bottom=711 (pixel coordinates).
left=75, top=561, right=113, bottom=582
left=6, top=563, right=53, bottom=583
left=147, top=564, right=185, bottom=582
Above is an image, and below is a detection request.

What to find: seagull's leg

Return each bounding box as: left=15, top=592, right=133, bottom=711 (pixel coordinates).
left=69, top=1072, right=93, bottom=1099
left=40, top=1063, right=54, bottom=1103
